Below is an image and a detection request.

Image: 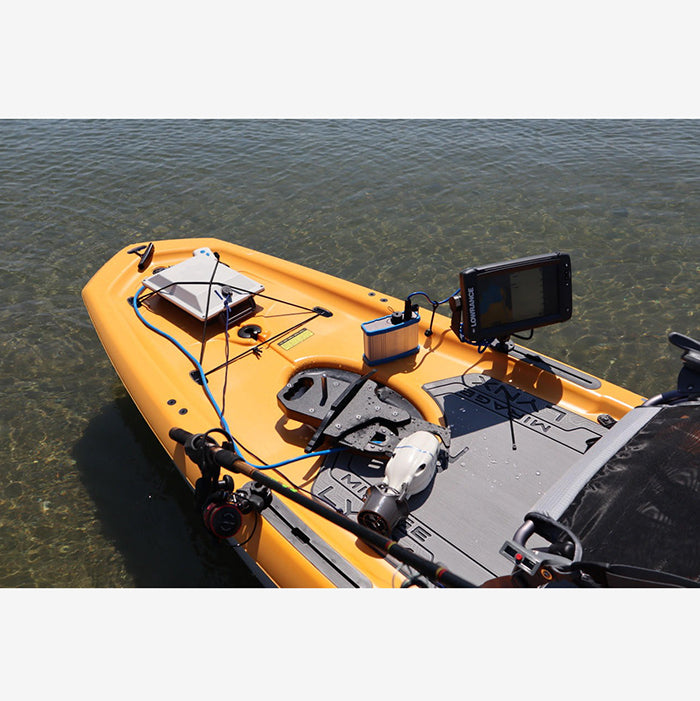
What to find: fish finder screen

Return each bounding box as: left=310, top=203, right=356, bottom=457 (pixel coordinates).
left=453, top=252, right=572, bottom=343
left=477, top=266, right=559, bottom=329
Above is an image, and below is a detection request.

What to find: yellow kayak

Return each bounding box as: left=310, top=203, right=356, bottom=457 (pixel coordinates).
left=82, top=238, right=699, bottom=587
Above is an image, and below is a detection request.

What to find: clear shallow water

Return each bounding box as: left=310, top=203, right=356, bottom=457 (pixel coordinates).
left=0, top=119, right=697, bottom=587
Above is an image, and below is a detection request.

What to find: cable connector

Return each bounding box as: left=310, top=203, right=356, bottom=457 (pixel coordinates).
left=403, top=297, right=413, bottom=322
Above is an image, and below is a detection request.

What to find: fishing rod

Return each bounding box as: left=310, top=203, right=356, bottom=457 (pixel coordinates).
left=169, top=427, right=476, bottom=588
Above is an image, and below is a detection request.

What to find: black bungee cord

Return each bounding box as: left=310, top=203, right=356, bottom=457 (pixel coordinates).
left=198, top=253, right=223, bottom=366
left=133, top=273, right=326, bottom=383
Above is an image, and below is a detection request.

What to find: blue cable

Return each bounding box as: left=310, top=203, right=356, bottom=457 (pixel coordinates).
left=131, top=285, right=345, bottom=470
left=256, top=447, right=346, bottom=470
left=407, top=289, right=459, bottom=307
left=409, top=288, right=494, bottom=352
left=132, top=286, right=233, bottom=438
left=438, top=289, right=460, bottom=305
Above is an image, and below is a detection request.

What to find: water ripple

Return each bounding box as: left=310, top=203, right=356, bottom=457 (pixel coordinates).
left=0, top=119, right=698, bottom=587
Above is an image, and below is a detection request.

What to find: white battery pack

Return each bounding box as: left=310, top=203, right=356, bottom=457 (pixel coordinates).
left=361, top=311, right=420, bottom=366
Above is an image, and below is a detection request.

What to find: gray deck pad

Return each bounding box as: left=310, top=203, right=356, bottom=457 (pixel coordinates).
left=313, top=373, right=606, bottom=584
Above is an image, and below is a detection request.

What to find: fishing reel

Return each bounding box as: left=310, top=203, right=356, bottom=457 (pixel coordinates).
left=185, top=430, right=272, bottom=540
left=201, top=475, right=243, bottom=539
left=199, top=476, right=273, bottom=539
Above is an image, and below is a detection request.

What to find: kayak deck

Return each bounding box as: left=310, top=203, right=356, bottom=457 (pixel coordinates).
left=310, top=371, right=607, bottom=584
left=82, top=238, right=644, bottom=587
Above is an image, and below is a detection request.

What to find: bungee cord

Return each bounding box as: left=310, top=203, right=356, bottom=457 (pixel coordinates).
left=131, top=284, right=345, bottom=471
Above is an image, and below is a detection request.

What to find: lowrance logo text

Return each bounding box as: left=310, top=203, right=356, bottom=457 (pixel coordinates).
left=467, top=287, right=477, bottom=329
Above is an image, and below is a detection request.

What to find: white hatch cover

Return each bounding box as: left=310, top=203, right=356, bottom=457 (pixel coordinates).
left=142, top=247, right=264, bottom=320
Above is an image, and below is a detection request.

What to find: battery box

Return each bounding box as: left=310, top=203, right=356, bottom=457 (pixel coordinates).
left=361, top=311, right=420, bottom=366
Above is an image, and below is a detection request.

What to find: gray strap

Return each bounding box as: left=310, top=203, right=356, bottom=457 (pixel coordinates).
left=530, top=406, right=661, bottom=520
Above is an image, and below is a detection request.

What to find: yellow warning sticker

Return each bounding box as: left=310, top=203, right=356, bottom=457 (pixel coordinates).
left=278, top=328, right=314, bottom=351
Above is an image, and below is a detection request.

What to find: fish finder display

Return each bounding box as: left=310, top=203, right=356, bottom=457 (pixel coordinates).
left=451, top=253, right=572, bottom=343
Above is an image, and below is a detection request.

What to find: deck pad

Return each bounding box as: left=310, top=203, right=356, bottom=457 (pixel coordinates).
left=313, top=373, right=606, bottom=583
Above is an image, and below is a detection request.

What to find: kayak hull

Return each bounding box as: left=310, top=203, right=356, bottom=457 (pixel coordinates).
left=83, top=238, right=644, bottom=587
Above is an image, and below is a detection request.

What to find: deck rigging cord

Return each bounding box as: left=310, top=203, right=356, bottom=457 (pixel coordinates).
left=198, top=253, right=223, bottom=366
left=131, top=284, right=345, bottom=471
left=201, top=312, right=323, bottom=380
left=136, top=279, right=322, bottom=315
left=133, top=280, right=326, bottom=379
